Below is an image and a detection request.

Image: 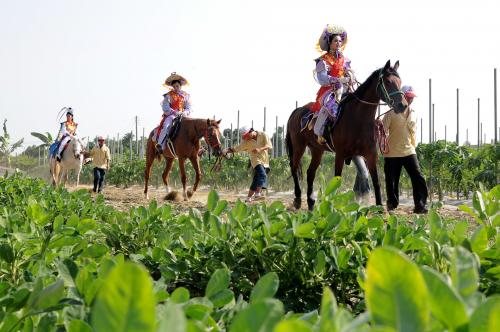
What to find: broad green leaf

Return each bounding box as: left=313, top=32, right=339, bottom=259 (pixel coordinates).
left=421, top=266, right=468, bottom=329
left=91, top=262, right=155, bottom=332
left=184, top=297, right=214, bottom=320
left=314, top=250, right=327, bottom=275
left=28, top=279, right=64, bottom=311
left=319, top=287, right=337, bottom=332
left=229, top=298, right=284, bottom=332
left=67, top=320, right=92, bottom=332
left=274, top=319, right=313, bottom=332
left=469, top=295, right=500, bottom=332
left=207, top=190, right=219, bottom=212
left=471, top=226, right=489, bottom=254
left=325, top=177, right=341, bottom=196
left=82, top=244, right=108, bottom=258
left=250, top=272, right=279, bottom=304
left=450, top=246, right=479, bottom=304
left=210, top=289, right=234, bottom=308
left=157, top=302, right=186, bottom=332
left=366, top=247, right=429, bottom=332
left=205, top=268, right=230, bottom=298
left=294, top=222, right=316, bottom=239
left=171, top=287, right=190, bottom=304
left=213, top=200, right=229, bottom=216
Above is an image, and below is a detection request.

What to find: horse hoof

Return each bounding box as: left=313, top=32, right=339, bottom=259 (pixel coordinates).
left=293, top=198, right=302, bottom=209
left=307, top=198, right=315, bottom=211
left=145, top=193, right=149, bottom=200
left=187, top=190, right=194, bottom=198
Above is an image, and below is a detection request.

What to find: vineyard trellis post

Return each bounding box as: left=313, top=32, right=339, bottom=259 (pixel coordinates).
left=477, top=98, right=480, bottom=149
left=135, top=116, right=138, bottom=156
left=237, top=110, right=240, bottom=145
left=429, top=78, right=432, bottom=143
left=456, top=88, right=459, bottom=145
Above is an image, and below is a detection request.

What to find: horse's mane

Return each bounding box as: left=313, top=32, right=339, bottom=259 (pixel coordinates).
left=340, top=67, right=399, bottom=107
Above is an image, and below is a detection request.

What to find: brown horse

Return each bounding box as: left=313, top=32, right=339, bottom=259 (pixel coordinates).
left=144, top=118, right=223, bottom=200
left=286, top=60, right=407, bottom=210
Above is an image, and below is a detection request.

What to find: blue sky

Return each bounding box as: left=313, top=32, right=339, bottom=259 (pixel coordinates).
left=1, top=0, right=499, bottom=147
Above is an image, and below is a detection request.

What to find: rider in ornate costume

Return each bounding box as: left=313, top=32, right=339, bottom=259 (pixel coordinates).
left=154, top=72, right=191, bottom=153
left=55, top=107, right=78, bottom=162
left=312, top=24, right=354, bottom=144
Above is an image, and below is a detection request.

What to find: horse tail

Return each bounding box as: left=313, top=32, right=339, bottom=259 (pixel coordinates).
left=285, top=123, right=302, bottom=181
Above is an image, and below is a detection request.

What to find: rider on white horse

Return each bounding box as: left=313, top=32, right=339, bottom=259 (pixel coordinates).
left=55, top=107, right=78, bottom=162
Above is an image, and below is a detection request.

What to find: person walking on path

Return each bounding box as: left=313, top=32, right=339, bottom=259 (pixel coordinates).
left=226, top=127, right=272, bottom=203
left=90, top=136, right=111, bottom=193
left=382, top=85, right=428, bottom=214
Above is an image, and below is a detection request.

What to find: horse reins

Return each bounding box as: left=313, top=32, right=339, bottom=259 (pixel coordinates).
left=349, top=69, right=404, bottom=154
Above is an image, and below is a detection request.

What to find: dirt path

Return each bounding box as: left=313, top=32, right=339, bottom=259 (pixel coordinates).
left=71, top=184, right=474, bottom=221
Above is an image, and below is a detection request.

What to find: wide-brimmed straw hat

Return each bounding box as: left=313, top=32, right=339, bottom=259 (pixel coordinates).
left=318, top=24, right=348, bottom=52
left=163, top=72, right=188, bottom=87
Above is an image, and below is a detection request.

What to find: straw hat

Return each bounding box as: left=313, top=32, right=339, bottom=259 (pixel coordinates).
left=163, top=72, right=188, bottom=87
left=318, top=24, right=348, bottom=52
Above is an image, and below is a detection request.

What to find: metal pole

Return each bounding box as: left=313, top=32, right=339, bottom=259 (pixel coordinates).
left=38, top=146, right=41, bottom=166
left=466, top=129, right=469, bottom=145
left=230, top=123, right=233, bottom=147
left=275, top=116, right=278, bottom=158
left=478, top=98, right=480, bottom=148
left=295, top=101, right=298, bottom=109
left=429, top=78, right=432, bottom=143
left=456, top=88, right=459, bottom=145
left=432, top=103, right=435, bottom=143
left=129, top=131, right=133, bottom=160
left=135, top=116, right=138, bottom=156
left=237, top=110, right=240, bottom=144
left=495, top=68, right=498, bottom=144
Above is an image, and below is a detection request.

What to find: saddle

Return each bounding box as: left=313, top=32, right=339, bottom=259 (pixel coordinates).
left=159, top=115, right=183, bottom=158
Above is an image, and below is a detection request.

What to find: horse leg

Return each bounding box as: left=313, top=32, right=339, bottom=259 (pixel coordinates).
left=144, top=141, right=156, bottom=199
left=188, top=155, right=201, bottom=198
left=352, top=155, right=371, bottom=205
left=366, top=152, right=382, bottom=206
left=306, top=148, right=324, bottom=211
left=179, top=158, right=188, bottom=201
left=162, top=158, right=175, bottom=194
left=334, top=152, right=344, bottom=177
left=290, top=143, right=307, bottom=209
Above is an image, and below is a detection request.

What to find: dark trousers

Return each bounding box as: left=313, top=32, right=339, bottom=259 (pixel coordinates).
left=250, top=164, right=268, bottom=191
left=384, top=154, right=428, bottom=209
left=93, top=167, right=106, bottom=193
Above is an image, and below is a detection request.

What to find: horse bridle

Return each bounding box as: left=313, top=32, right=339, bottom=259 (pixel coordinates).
left=204, top=125, right=221, bottom=150
left=352, top=69, right=404, bottom=113
left=375, top=69, right=405, bottom=108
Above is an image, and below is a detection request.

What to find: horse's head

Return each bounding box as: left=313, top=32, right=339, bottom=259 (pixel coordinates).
left=378, top=60, right=408, bottom=113
left=205, top=119, right=223, bottom=157
left=71, top=137, right=83, bottom=159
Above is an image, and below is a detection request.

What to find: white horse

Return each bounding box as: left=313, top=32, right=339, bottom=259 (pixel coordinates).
left=50, top=137, right=85, bottom=187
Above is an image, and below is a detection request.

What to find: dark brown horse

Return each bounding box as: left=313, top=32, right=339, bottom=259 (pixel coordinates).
left=286, top=60, right=407, bottom=210
left=144, top=118, right=223, bottom=200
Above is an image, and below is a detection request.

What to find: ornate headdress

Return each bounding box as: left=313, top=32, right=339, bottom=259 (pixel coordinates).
left=163, top=72, right=189, bottom=87
left=317, top=24, right=348, bottom=52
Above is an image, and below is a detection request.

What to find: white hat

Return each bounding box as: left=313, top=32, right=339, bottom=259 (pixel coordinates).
left=402, top=85, right=417, bottom=98
left=239, top=126, right=251, bottom=135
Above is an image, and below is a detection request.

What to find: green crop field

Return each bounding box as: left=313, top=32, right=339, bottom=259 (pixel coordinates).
left=0, top=174, right=498, bottom=331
